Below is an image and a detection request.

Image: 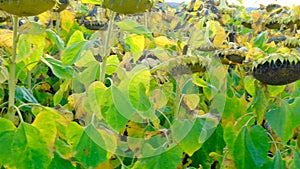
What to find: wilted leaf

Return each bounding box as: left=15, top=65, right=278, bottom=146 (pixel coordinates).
left=0, top=29, right=13, bottom=51
left=149, top=89, right=168, bottom=109
left=19, top=22, right=45, bottom=35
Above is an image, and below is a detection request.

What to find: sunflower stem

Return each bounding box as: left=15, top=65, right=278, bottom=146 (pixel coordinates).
left=7, top=15, right=19, bottom=121
left=100, top=11, right=116, bottom=82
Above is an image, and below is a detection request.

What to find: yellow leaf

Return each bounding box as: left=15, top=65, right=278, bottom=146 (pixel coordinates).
left=32, top=109, right=63, bottom=149
left=209, top=21, right=226, bottom=47
left=37, top=11, right=52, bottom=26
left=125, top=34, right=145, bottom=62
left=250, top=10, right=264, bottom=32
left=60, top=9, right=76, bottom=31
left=126, top=121, right=145, bottom=138
left=96, top=160, right=115, bottom=169
left=97, top=127, right=117, bottom=158
left=247, top=47, right=265, bottom=60
left=154, top=36, right=177, bottom=48
left=182, top=94, right=200, bottom=110
left=0, top=29, right=13, bottom=52
left=16, top=33, right=46, bottom=70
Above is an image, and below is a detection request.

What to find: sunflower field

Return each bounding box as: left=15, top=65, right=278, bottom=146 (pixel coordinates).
left=0, top=0, right=300, bottom=168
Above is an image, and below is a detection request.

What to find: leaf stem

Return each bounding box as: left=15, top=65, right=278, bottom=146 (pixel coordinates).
left=100, top=11, right=116, bottom=82
left=174, top=77, right=183, bottom=118
left=7, top=15, right=19, bottom=121
left=55, top=12, right=61, bottom=35
left=13, top=105, right=24, bottom=123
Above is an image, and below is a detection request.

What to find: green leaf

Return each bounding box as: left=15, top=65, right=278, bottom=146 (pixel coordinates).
left=132, top=145, right=182, bottom=169
left=289, top=98, right=300, bottom=129
left=61, top=41, right=87, bottom=66
left=53, top=79, right=71, bottom=105
left=121, top=65, right=153, bottom=119
left=223, top=94, right=247, bottom=122
left=223, top=122, right=238, bottom=157
left=62, top=32, right=98, bottom=66
left=46, top=29, right=65, bottom=51
left=267, top=85, right=285, bottom=97
left=54, top=137, right=73, bottom=160
left=0, top=118, right=16, bottom=133
left=111, top=85, right=136, bottom=119
left=269, top=150, right=285, bottom=169
left=251, top=83, right=267, bottom=125
left=16, top=34, right=46, bottom=70
left=244, top=76, right=256, bottom=97
left=233, top=126, right=270, bottom=169
left=290, top=149, right=300, bottom=169
left=75, top=124, right=108, bottom=168
left=190, top=124, right=225, bottom=168
left=11, top=123, right=52, bottom=169
left=266, top=98, right=300, bottom=143
left=0, top=130, right=15, bottom=166
left=115, top=19, right=153, bottom=38
left=66, top=122, right=84, bottom=151
left=171, top=119, right=199, bottom=156
left=104, top=103, right=130, bottom=132
left=172, top=117, right=219, bottom=156
left=106, top=55, right=120, bottom=75
left=42, top=57, right=75, bottom=79
left=0, top=118, right=16, bottom=166
left=254, top=31, right=267, bottom=49
left=77, top=61, right=100, bottom=85
left=67, top=30, right=85, bottom=47
left=48, top=152, right=74, bottom=169
left=87, top=81, right=107, bottom=116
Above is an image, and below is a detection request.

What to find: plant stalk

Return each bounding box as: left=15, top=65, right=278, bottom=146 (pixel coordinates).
left=100, top=11, right=116, bottom=82
left=7, top=15, right=19, bottom=121
left=174, top=77, right=183, bottom=118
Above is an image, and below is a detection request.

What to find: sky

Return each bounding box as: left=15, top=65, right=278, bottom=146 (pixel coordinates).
left=165, top=0, right=300, bottom=7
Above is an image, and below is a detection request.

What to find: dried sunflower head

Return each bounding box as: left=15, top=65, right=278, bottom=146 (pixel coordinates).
left=167, top=55, right=209, bottom=77
left=216, top=44, right=248, bottom=65
left=53, top=0, right=69, bottom=13
left=0, top=0, right=56, bottom=16
left=266, top=4, right=281, bottom=12
left=252, top=53, right=300, bottom=85
left=283, top=37, right=300, bottom=48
